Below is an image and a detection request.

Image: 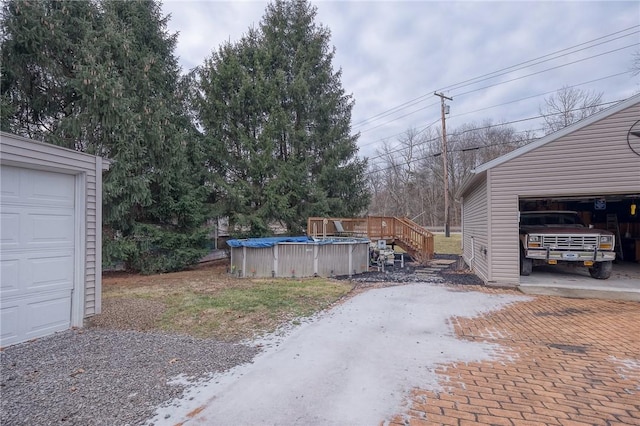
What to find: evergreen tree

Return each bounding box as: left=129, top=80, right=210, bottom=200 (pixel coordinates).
left=197, top=30, right=274, bottom=236
left=1, top=0, right=210, bottom=273
left=197, top=0, right=369, bottom=235
left=0, top=0, right=99, bottom=144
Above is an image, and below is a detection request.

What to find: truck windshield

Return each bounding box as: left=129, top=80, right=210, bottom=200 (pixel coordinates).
left=520, top=213, right=584, bottom=227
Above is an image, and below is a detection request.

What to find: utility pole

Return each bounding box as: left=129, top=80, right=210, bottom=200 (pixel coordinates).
left=434, top=92, right=453, bottom=237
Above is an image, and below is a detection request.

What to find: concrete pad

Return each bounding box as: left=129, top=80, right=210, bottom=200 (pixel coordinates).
left=519, top=261, right=640, bottom=301
left=415, top=268, right=440, bottom=274
left=429, top=259, right=457, bottom=266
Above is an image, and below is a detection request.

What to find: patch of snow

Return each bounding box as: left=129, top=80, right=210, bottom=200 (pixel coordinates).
left=147, top=282, right=528, bottom=425
left=609, top=356, right=640, bottom=390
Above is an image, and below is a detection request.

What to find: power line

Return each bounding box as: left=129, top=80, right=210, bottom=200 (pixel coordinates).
left=364, top=99, right=622, bottom=170
left=359, top=118, right=441, bottom=157
left=354, top=43, right=636, bottom=142
left=451, top=43, right=638, bottom=99
left=357, top=117, right=441, bottom=150
left=359, top=74, right=626, bottom=157
left=351, top=94, right=434, bottom=129
left=366, top=100, right=621, bottom=175
left=358, top=103, right=437, bottom=135
left=449, top=72, right=629, bottom=121
left=351, top=25, right=638, bottom=131
left=356, top=43, right=637, bottom=137
left=438, top=27, right=639, bottom=93
left=454, top=100, right=619, bottom=136
left=366, top=136, right=530, bottom=177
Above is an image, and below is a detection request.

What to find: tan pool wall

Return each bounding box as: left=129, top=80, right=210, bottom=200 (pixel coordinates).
left=230, top=241, right=369, bottom=278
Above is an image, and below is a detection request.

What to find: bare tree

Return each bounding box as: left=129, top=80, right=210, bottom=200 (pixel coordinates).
left=367, top=139, right=406, bottom=217
left=445, top=121, right=531, bottom=224
left=414, top=128, right=444, bottom=227
left=367, top=129, right=424, bottom=218
left=632, top=51, right=640, bottom=76
left=367, top=162, right=388, bottom=216
left=539, top=86, right=604, bottom=135
left=367, top=128, right=441, bottom=223
left=365, top=121, right=531, bottom=229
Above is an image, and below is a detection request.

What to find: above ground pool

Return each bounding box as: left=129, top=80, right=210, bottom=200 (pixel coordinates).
left=227, top=236, right=370, bottom=278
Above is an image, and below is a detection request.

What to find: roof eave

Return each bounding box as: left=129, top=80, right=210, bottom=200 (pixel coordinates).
left=473, top=93, right=640, bottom=175
left=457, top=168, right=487, bottom=199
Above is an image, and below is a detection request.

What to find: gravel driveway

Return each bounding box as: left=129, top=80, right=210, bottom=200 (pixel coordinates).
left=1, top=259, right=482, bottom=426
left=1, top=329, right=258, bottom=425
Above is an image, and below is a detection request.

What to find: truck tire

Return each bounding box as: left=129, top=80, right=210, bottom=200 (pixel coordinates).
left=520, top=252, right=533, bottom=276
left=589, top=261, right=612, bottom=279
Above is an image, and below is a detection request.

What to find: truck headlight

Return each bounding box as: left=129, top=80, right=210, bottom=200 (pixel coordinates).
left=528, top=235, right=541, bottom=248
left=599, top=235, right=613, bottom=250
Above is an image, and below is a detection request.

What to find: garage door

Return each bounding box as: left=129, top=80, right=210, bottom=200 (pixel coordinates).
left=1, top=166, right=76, bottom=347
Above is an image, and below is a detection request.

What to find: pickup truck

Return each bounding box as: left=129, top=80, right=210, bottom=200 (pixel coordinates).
left=519, top=210, right=616, bottom=279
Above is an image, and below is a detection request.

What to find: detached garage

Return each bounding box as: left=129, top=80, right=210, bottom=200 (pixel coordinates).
left=1, top=132, right=108, bottom=347
left=458, top=94, right=640, bottom=287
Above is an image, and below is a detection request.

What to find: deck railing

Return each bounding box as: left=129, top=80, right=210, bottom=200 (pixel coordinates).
left=307, top=216, right=434, bottom=263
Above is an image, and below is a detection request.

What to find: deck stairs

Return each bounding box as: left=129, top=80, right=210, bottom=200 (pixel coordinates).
left=307, top=216, right=434, bottom=264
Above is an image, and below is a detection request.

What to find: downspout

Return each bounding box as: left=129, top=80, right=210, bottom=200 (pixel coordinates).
left=469, top=236, right=475, bottom=270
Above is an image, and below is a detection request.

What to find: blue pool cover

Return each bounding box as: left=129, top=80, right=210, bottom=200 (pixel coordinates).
left=227, top=236, right=369, bottom=248
left=226, top=236, right=313, bottom=248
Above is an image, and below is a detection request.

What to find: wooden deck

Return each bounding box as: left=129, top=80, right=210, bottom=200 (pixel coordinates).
left=307, top=216, right=434, bottom=264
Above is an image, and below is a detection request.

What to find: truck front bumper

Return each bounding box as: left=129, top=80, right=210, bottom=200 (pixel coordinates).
left=526, top=249, right=616, bottom=262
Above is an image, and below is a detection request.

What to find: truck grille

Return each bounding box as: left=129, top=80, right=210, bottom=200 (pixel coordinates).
left=541, top=235, right=598, bottom=250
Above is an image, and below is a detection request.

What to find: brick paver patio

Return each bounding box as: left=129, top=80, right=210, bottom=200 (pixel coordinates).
left=388, top=285, right=640, bottom=426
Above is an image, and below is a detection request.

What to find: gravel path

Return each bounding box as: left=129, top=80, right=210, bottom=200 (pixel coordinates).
left=339, top=254, right=484, bottom=287
left=0, top=329, right=258, bottom=426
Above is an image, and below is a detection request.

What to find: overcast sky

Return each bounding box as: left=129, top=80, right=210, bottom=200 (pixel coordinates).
left=161, top=1, right=640, bottom=161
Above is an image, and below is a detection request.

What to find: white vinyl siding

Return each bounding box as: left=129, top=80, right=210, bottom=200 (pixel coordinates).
left=0, top=133, right=105, bottom=327
left=487, top=101, right=640, bottom=286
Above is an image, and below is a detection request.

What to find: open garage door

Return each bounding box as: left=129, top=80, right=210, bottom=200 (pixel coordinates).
left=518, top=193, right=640, bottom=299
left=1, top=166, right=76, bottom=347
left=520, top=194, right=640, bottom=261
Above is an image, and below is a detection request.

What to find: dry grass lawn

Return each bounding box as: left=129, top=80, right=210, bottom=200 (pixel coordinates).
left=433, top=232, right=462, bottom=255
left=93, top=261, right=354, bottom=341
left=93, top=232, right=463, bottom=341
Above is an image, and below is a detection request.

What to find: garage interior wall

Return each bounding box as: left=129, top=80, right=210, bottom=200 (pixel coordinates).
left=1, top=132, right=106, bottom=346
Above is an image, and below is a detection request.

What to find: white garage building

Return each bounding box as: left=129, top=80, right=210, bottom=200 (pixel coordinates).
left=1, top=132, right=108, bottom=347
left=458, top=94, right=640, bottom=287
